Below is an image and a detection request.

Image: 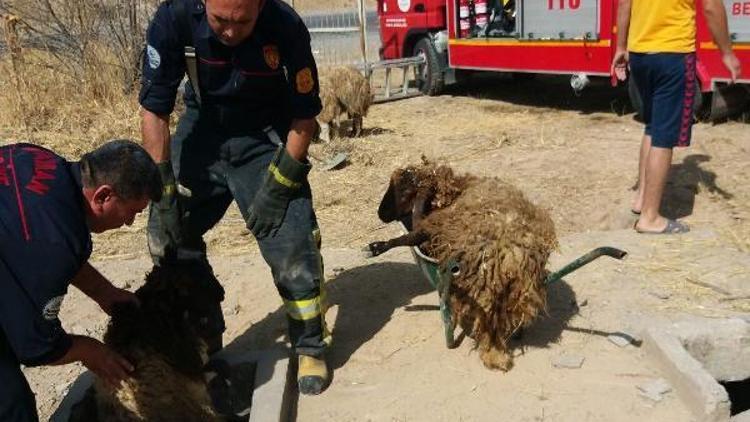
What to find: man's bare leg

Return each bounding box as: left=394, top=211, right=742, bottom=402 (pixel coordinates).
left=632, top=134, right=651, bottom=213
left=635, top=145, right=673, bottom=232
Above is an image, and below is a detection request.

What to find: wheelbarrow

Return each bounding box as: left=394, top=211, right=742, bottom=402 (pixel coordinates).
left=405, top=224, right=627, bottom=349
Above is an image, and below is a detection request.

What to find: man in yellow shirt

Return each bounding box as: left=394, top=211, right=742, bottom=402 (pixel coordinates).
left=612, top=0, right=741, bottom=234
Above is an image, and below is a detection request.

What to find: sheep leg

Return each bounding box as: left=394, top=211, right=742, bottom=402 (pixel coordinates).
left=330, top=119, right=339, bottom=141
left=349, top=113, right=363, bottom=137
left=318, top=122, right=331, bottom=142
left=364, top=230, right=430, bottom=258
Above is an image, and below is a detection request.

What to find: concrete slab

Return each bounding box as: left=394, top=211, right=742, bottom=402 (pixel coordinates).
left=732, top=410, right=750, bottom=422
left=644, top=327, right=731, bottom=422
left=669, top=318, right=750, bottom=383
left=50, top=372, right=95, bottom=422
left=212, top=349, right=291, bottom=422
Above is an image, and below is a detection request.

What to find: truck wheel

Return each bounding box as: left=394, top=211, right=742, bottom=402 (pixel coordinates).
left=413, top=37, right=444, bottom=96
left=629, top=76, right=705, bottom=121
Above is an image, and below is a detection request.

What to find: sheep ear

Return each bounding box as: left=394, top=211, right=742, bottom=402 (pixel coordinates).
left=377, top=179, right=398, bottom=223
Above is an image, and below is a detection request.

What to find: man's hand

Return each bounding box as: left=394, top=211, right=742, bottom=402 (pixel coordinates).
left=246, top=146, right=311, bottom=239
left=76, top=337, right=134, bottom=389
left=151, top=161, right=184, bottom=253
left=722, top=52, right=742, bottom=82
left=73, top=263, right=138, bottom=316
left=97, top=286, right=139, bottom=316
left=611, top=48, right=629, bottom=82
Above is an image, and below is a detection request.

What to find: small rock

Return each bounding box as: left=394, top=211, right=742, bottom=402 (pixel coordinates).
left=333, top=267, right=345, bottom=275
left=552, top=354, right=585, bottom=369
left=649, top=290, right=671, bottom=300
left=578, top=299, right=588, bottom=307
left=637, top=378, right=672, bottom=402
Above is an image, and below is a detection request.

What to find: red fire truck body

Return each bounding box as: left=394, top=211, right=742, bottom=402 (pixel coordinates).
left=376, top=0, right=750, bottom=117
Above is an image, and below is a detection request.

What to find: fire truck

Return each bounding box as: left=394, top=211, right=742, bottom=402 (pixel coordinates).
left=376, top=0, right=750, bottom=119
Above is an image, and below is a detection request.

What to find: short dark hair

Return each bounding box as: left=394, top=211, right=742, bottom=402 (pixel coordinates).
left=80, top=139, right=162, bottom=202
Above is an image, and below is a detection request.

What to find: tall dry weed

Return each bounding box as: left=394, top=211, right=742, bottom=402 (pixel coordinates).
left=0, top=0, right=157, bottom=156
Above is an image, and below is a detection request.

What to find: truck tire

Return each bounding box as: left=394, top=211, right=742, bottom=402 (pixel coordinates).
left=413, top=37, right=444, bottom=96
left=629, top=76, right=705, bottom=121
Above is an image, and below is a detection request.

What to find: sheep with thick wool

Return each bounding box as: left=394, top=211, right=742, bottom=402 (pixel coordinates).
left=92, top=263, right=225, bottom=421
left=316, top=66, right=371, bottom=141
left=367, top=160, right=557, bottom=371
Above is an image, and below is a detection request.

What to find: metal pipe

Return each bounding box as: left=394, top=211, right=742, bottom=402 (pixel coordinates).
left=544, top=247, right=627, bottom=285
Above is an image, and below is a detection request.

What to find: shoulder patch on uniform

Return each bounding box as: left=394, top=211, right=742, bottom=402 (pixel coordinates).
left=43, top=295, right=65, bottom=321
left=146, top=44, right=161, bottom=69
left=263, top=45, right=280, bottom=70
left=296, top=67, right=314, bottom=94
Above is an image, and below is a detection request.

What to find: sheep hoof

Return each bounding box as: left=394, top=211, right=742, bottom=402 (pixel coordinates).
left=363, top=242, right=388, bottom=258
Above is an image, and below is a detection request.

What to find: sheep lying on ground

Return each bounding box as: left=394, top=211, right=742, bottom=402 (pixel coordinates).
left=316, top=66, right=372, bottom=141
left=366, top=160, right=557, bottom=371
left=93, top=263, right=226, bottom=421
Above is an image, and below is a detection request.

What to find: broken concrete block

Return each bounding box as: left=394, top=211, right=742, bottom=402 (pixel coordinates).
left=637, top=378, right=672, bottom=402
left=552, top=354, right=585, bottom=369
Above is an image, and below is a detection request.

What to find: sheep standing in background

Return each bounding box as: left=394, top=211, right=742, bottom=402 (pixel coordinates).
left=367, top=160, right=557, bottom=371
left=93, top=263, right=225, bottom=422
left=316, top=66, right=372, bottom=142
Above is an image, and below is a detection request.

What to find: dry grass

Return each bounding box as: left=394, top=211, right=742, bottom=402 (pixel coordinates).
left=0, top=45, right=141, bottom=155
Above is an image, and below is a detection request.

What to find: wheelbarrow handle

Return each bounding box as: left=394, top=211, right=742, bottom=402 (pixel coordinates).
left=544, top=246, right=627, bottom=285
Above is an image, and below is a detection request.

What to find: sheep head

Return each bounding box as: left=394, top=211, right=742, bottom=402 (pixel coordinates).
left=377, top=167, right=422, bottom=224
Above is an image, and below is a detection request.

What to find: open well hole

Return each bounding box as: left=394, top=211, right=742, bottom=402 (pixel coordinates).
left=67, top=360, right=257, bottom=421
left=721, top=378, right=750, bottom=416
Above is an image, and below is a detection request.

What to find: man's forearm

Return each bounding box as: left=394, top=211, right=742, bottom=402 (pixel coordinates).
left=49, top=335, right=96, bottom=366
left=616, top=0, right=632, bottom=50
left=285, top=118, right=317, bottom=161
left=141, top=108, right=172, bottom=163
left=703, top=0, right=733, bottom=54
left=71, top=262, right=114, bottom=303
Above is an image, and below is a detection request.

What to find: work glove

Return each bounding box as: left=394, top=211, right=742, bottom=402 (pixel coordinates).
left=246, top=146, right=311, bottom=239
left=150, top=161, right=183, bottom=257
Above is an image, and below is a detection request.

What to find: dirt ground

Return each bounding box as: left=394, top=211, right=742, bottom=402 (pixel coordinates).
left=23, top=74, right=750, bottom=421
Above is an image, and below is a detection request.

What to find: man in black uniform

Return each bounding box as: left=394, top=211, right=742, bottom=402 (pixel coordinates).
left=140, top=0, right=330, bottom=394
left=0, top=140, right=162, bottom=421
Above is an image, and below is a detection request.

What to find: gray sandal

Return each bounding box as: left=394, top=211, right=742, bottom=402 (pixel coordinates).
left=636, top=219, right=690, bottom=234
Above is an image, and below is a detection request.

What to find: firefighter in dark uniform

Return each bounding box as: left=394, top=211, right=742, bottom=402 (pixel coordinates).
left=140, top=0, right=330, bottom=395
left=0, top=140, right=161, bottom=421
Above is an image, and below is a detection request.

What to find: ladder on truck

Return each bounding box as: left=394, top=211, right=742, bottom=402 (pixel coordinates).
left=365, top=56, right=426, bottom=103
